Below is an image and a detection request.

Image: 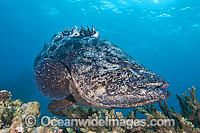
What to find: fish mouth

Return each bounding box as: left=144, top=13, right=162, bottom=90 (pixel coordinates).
left=136, top=84, right=171, bottom=101
left=142, top=82, right=170, bottom=101
left=160, top=83, right=170, bottom=99
left=155, top=87, right=171, bottom=100
left=155, top=82, right=170, bottom=100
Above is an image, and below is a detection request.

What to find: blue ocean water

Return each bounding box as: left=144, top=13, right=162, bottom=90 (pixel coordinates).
left=0, top=0, right=199, bottom=115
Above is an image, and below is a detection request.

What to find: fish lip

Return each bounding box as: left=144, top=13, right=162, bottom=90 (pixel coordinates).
left=159, top=82, right=170, bottom=99
left=160, top=83, right=169, bottom=88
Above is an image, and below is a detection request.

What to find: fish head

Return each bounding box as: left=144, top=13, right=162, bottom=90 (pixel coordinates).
left=70, top=39, right=170, bottom=108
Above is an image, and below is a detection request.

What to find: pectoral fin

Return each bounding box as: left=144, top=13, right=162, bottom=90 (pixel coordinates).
left=34, top=59, right=71, bottom=100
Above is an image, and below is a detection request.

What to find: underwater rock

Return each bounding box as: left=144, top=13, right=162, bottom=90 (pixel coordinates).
left=9, top=116, right=25, bottom=133
left=34, top=126, right=53, bottom=133
left=22, top=101, right=40, bottom=119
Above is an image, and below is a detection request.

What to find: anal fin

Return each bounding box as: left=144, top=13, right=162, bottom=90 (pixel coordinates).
left=48, top=95, right=75, bottom=112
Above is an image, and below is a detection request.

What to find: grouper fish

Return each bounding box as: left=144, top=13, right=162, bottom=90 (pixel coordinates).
left=34, top=26, right=170, bottom=111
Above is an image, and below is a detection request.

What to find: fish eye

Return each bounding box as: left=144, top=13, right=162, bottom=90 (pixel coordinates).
left=121, top=62, right=129, bottom=70
left=123, top=63, right=128, bottom=67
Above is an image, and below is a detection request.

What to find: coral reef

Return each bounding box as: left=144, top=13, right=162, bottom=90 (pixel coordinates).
left=0, top=90, right=62, bottom=133
left=1, top=86, right=200, bottom=133
left=51, top=105, right=107, bottom=119
left=176, top=86, right=200, bottom=128
left=50, top=86, right=200, bottom=133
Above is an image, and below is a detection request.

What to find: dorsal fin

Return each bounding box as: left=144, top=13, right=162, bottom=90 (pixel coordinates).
left=52, top=26, right=99, bottom=42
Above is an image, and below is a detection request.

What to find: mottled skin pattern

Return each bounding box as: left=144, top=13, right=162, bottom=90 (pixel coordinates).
left=34, top=28, right=170, bottom=111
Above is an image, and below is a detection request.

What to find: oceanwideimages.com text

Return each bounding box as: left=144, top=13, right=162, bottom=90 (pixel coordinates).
left=25, top=115, right=175, bottom=129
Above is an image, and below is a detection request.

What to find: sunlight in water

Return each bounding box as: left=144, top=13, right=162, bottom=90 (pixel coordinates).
left=130, top=0, right=176, bottom=7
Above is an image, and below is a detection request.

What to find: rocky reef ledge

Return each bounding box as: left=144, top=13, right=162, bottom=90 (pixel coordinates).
left=0, top=87, right=200, bottom=133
